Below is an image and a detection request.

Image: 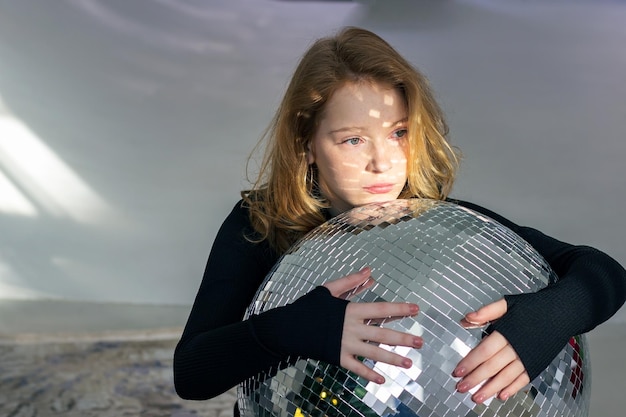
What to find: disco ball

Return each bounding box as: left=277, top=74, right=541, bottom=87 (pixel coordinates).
left=238, top=199, right=590, bottom=417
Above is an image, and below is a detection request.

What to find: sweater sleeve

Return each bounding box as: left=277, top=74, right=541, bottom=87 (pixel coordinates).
left=455, top=200, right=626, bottom=380
left=173, top=202, right=349, bottom=400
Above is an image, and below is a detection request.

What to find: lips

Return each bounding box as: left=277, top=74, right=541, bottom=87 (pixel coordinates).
left=364, top=183, right=395, bottom=194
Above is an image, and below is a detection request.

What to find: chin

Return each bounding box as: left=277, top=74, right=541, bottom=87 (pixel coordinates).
left=359, top=195, right=399, bottom=206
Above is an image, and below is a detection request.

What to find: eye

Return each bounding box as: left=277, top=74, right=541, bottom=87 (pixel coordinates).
left=392, top=129, right=408, bottom=139
left=343, top=137, right=363, bottom=146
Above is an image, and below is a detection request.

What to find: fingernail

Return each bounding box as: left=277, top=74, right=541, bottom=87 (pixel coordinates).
left=413, top=337, right=423, bottom=348
left=409, top=304, right=419, bottom=314
left=402, top=359, right=412, bottom=368
left=376, top=377, right=385, bottom=384
left=473, top=393, right=486, bottom=404
left=456, top=381, right=470, bottom=393
left=465, top=312, right=479, bottom=321
left=464, top=315, right=481, bottom=325
left=453, top=366, right=466, bottom=377
left=361, top=267, right=371, bottom=275
left=500, top=392, right=510, bottom=401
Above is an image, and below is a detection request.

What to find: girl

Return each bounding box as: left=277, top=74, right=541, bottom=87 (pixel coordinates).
left=174, top=27, right=626, bottom=409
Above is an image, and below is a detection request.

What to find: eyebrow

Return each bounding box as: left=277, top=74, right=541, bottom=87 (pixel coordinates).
left=327, top=117, right=408, bottom=135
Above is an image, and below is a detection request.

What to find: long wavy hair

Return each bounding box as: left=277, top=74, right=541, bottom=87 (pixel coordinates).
left=242, top=27, right=460, bottom=253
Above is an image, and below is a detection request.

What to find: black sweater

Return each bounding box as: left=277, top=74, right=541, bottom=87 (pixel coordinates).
left=174, top=199, right=626, bottom=400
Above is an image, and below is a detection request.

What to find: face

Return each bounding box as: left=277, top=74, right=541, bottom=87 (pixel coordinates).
left=308, top=81, right=408, bottom=215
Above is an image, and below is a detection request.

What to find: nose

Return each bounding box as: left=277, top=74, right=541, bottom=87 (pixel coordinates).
left=366, top=142, right=392, bottom=173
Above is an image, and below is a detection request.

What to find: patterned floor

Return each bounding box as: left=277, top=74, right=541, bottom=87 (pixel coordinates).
left=0, top=334, right=235, bottom=417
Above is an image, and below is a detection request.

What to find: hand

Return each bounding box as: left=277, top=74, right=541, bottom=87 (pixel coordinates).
left=324, top=267, right=423, bottom=384
left=455, top=299, right=530, bottom=403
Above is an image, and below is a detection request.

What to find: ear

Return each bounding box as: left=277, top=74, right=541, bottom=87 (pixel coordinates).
left=306, top=140, right=315, bottom=165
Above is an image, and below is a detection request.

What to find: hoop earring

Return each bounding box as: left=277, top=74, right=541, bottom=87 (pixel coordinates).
left=306, top=164, right=315, bottom=192
left=307, top=164, right=321, bottom=197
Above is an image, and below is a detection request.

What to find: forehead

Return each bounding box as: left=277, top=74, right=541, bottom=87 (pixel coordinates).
left=320, top=81, right=407, bottom=128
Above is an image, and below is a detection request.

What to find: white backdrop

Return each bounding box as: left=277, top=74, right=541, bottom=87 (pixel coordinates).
left=0, top=0, right=624, bottom=311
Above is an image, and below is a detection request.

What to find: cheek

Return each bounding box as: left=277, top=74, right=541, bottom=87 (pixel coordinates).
left=326, top=162, right=363, bottom=185
left=319, top=150, right=361, bottom=174
left=392, top=148, right=409, bottom=169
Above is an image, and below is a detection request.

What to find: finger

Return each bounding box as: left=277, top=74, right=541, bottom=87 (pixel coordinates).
left=347, top=301, right=419, bottom=321
left=344, top=277, right=375, bottom=300
left=470, top=360, right=526, bottom=403
left=498, top=372, right=531, bottom=401
left=454, top=332, right=509, bottom=378
left=462, top=299, right=507, bottom=327
left=368, top=314, right=416, bottom=326
left=354, top=343, right=414, bottom=370
left=336, top=280, right=375, bottom=301
left=323, top=267, right=372, bottom=298
left=340, top=343, right=415, bottom=385
left=341, top=356, right=386, bottom=384
left=355, top=325, right=424, bottom=349
left=457, top=342, right=519, bottom=394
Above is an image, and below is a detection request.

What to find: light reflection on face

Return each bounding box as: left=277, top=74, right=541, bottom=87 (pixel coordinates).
left=308, top=81, right=408, bottom=216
